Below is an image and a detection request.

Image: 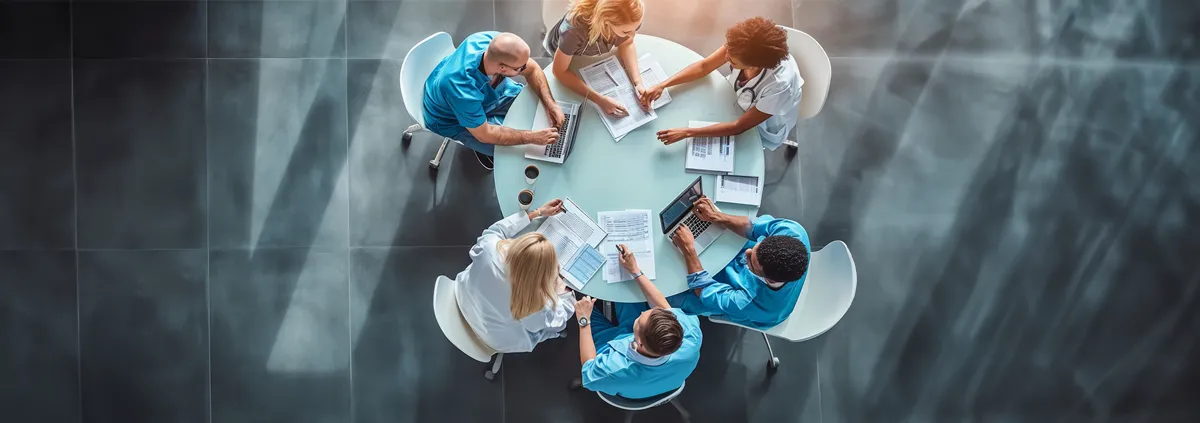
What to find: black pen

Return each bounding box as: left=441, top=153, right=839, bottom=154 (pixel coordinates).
left=616, top=245, right=625, bottom=257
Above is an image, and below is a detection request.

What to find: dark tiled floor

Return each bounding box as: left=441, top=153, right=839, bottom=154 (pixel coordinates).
left=74, top=59, right=207, bottom=250
left=77, top=250, right=208, bottom=423
left=209, top=248, right=352, bottom=423
left=0, top=251, right=79, bottom=423
left=207, top=1, right=347, bottom=58
left=2, top=1, right=1200, bottom=423
left=0, top=61, right=75, bottom=250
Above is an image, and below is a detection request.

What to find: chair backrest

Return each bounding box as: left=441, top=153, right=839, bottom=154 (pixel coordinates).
left=432, top=275, right=497, bottom=363
left=778, top=25, right=831, bottom=119
left=597, top=382, right=686, bottom=411
left=764, top=241, right=857, bottom=342
left=543, top=0, right=571, bottom=35
left=399, top=32, right=456, bottom=128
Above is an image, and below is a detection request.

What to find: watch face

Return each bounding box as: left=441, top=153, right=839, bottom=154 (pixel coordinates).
left=578, top=317, right=589, bottom=326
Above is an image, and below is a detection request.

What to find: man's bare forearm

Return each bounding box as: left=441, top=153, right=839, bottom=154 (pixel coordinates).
left=524, top=64, right=557, bottom=110
left=578, top=325, right=597, bottom=365
left=633, top=273, right=670, bottom=309
left=474, top=125, right=535, bottom=146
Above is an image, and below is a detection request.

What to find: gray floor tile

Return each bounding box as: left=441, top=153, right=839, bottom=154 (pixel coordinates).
left=0, top=61, right=74, bottom=250
left=346, top=0, right=495, bottom=59
left=640, top=0, right=794, bottom=58
left=802, top=57, right=1200, bottom=422
left=207, top=59, right=349, bottom=249
left=72, top=2, right=207, bottom=59
left=0, top=251, right=79, bottom=423
left=0, top=2, right=70, bottom=58
left=346, top=59, right=502, bottom=247
left=792, top=0, right=1200, bottom=60
left=207, top=1, right=346, bottom=58
left=209, top=248, right=351, bottom=423
left=78, top=250, right=208, bottom=423
left=349, top=247, right=503, bottom=423
left=495, top=0, right=552, bottom=58
left=679, top=322, right=821, bottom=423
left=500, top=321, right=626, bottom=423
left=74, top=60, right=207, bottom=249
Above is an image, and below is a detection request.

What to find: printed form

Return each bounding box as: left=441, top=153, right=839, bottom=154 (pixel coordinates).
left=536, top=198, right=608, bottom=290
left=598, top=210, right=656, bottom=283
left=579, top=55, right=672, bottom=140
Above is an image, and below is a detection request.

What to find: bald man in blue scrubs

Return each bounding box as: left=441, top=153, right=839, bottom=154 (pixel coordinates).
left=667, top=196, right=811, bottom=330
left=572, top=244, right=702, bottom=400
left=423, top=31, right=563, bottom=170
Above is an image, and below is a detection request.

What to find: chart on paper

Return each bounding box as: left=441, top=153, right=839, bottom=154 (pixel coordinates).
left=598, top=210, right=657, bottom=283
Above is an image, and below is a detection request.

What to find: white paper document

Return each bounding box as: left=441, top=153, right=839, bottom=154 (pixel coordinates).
left=636, top=54, right=672, bottom=109
left=597, top=210, right=657, bottom=283
left=536, top=198, right=608, bottom=290
left=684, top=121, right=735, bottom=174
left=579, top=55, right=669, bottom=140
left=715, top=174, right=763, bottom=206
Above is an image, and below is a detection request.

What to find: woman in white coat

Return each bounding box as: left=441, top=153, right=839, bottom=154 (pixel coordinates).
left=641, top=17, right=804, bottom=151
left=454, top=198, right=575, bottom=353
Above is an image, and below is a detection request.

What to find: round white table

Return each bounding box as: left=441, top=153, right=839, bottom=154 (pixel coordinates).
left=496, top=35, right=765, bottom=303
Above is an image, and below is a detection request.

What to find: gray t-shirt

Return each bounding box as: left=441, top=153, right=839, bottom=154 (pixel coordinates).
left=543, top=15, right=636, bottom=57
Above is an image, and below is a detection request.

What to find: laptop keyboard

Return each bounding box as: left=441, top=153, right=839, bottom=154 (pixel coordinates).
left=544, top=114, right=572, bottom=158
left=682, top=214, right=711, bottom=236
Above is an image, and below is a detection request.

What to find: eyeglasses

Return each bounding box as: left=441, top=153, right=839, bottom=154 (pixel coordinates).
left=501, top=61, right=527, bottom=73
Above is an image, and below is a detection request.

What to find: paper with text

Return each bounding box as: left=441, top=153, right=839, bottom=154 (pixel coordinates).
left=684, top=120, right=735, bottom=174
left=536, top=198, right=608, bottom=290
left=598, top=210, right=657, bottom=283
left=715, top=174, right=763, bottom=206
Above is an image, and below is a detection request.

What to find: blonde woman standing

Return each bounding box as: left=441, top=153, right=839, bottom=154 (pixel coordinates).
left=545, top=0, right=646, bottom=116
left=454, top=198, right=576, bottom=353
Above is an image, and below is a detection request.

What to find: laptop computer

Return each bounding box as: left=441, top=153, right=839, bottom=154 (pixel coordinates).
left=525, top=100, right=582, bottom=164
left=660, top=177, right=727, bottom=254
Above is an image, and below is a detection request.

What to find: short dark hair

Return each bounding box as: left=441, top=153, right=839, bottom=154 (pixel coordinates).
left=725, top=17, right=789, bottom=69
left=640, top=309, right=684, bottom=356
left=757, top=235, right=809, bottom=282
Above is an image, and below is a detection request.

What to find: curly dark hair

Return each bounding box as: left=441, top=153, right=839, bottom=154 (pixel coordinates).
left=725, top=17, right=789, bottom=69
left=640, top=309, right=683, bottom=356
left=756, top=235, right=809, bottom=282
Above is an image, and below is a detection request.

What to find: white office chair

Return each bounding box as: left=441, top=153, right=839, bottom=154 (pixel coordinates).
left=399, top=32, right=462, bottom=170
left=432, top=275, right=505, bottom=380
left=710, top=241, right=857, bottom=370
left=777, top=26, right=832, bottom=150
left=541, top=0, right=571, bottom=55
left=597, top=383, right=690, bottom=423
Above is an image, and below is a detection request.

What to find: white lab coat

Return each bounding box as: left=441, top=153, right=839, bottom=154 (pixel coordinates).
left=728, top=55, right=804, bottom=150
left=454, top=212, right=575, bottom=353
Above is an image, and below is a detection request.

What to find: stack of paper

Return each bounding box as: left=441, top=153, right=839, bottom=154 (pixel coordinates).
left=597, top=210, right=657, bottom=283
left=684, top=121, right=735, bottom=174
left=715, top=174, right=763, bottom=206
left=579, top=54, right=672, bottom=141
left=536, top=198, right=608, bottom=290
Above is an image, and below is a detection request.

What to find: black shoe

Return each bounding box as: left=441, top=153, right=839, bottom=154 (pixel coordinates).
left=475, top=151, right=494, bottom=171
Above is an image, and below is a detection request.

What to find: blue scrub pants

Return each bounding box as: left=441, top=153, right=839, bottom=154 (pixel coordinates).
left=590, top=302, right=649, bottom=347
left=448, top=89, right=520, bottom=157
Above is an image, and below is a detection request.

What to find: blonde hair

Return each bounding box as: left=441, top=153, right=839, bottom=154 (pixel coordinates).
left=567, top=0, right=644, bottom=47
left=497, top=233, right=559, bottom=320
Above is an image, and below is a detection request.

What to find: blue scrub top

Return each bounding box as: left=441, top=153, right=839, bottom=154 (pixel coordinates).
left=422, top=31, right=525, bottom=137
left=670, top=215, right=811, bottom=330
left=581, top=309, right=702, bottom=400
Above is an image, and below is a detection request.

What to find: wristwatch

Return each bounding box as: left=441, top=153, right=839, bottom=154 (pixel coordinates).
left=577, top=316, right=590, bottom=328
left=631, top=271, right=645, bottom=280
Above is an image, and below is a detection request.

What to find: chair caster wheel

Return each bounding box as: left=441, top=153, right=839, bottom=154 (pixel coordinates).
left=485, top=370, right=496, bottom=381
left=402, top=132, right=413, bottom=143
left=768, top=357, right=780, bottom=370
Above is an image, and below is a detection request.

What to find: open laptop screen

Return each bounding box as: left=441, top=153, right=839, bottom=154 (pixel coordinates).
left=660, top=177, right=703, bottom=233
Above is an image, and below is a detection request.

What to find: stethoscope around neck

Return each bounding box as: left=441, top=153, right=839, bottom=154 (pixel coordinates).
left=734, top=66, right=778, bottom=106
